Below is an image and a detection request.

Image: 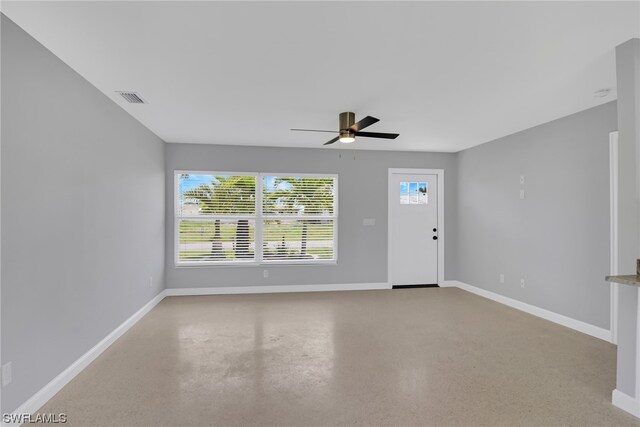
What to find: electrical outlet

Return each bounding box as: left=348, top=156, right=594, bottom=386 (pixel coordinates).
left=519, top=189, right=525, bottom=199
left=499, top=274, right=505, bottom=284
left=520, top=175, right=525, bottom=185
left=263, top=269, right=269, bottom=278
left=2, top=362, right=12, bottom=387
left=363, top=218, right=376, bottom=226
left=520, top=279, right=525, bottom=288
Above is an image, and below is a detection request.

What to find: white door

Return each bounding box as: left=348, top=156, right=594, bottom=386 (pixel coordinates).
left=389, top=172, right=438, bottom=285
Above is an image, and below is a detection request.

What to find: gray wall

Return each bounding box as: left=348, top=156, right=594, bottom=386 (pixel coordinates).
left=457, top=101, right=617, bottom=329
left=1, top=15, right=165, bottom=412
left=165, top=144, right=458, bottom=288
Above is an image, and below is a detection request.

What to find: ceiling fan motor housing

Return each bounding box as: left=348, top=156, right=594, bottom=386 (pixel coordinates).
left=339, top=112, right=356, bottom=139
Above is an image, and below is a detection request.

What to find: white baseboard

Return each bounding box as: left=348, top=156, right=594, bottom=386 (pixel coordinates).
left=8, top=290, right=167, bottom=420
left=438, top=280, right=458, bottom=288
left=613, top=389, right=640, bottom=417
left=450, top=280, right=612, bottom=342
left=165, top=282, right=391, bottom=296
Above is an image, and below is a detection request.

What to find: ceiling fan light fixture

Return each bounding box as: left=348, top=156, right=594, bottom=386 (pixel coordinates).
left=339, top=132, right=355, bottom=143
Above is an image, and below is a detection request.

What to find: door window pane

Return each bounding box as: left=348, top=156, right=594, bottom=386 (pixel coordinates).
left=400, top=181, right=428, bottom=205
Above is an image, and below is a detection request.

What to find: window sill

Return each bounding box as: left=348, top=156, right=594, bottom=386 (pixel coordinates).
left=174, top=260, right=338, bottom=268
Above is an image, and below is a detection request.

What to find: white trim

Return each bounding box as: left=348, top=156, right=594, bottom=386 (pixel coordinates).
left=438, top=280, right=458, bottom=288
left=0, top=12, right=3, bottom=416
left=636, top=289, right=640, bottom=405
left=174, top=170, right=337, bottom=178
left=613, top=389, right=640, bottom=418
left=610, top=131, right=620, bottom=345
left=388, top=168, right=445, bottom=286
left=174, top=171, right=182, bottom=267
left=449, top=280, right=611, bottom=342
left=175, top=259, right=338, bottom=268
left=8, top=291, right=167, bottom=419
left=255, top=172, right=264, bottom=263
left=165, top=283, right=391, bottom=296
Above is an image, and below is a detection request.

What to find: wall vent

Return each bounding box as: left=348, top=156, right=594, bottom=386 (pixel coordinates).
left=116, top=91, right=146, bottom=104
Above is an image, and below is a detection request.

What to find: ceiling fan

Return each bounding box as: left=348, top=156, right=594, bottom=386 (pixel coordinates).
left=291, top=112, right=399, bottom=146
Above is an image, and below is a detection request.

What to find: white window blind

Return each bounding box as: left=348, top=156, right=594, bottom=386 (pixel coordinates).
left=262, top=176, right=336, bottom=262
left=175, top=172, right=337, bottom=265
left=177, top=174, right=257, bottom=264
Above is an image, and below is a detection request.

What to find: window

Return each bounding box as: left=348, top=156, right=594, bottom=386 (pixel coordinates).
left=400, top=181, right=428, bottom=205
left=175, top=172, right=337, bottom=265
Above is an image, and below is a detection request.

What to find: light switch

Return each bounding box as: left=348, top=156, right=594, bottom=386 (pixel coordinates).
left=520, top=189, right=525, bottom=199
left=363, top=218, right=376, bottom=226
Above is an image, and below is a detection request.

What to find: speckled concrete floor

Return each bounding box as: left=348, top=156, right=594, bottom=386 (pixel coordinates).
left=38, top=288, right=640, bottom=426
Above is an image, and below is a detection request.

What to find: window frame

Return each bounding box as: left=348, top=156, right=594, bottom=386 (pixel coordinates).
left=174, top=170, right=338, bottom=267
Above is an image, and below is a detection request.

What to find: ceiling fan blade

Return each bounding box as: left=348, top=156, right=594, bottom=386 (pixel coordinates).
left=291, top=128, right=339, bottom=133
left=355, top=131, right=399, bottom=139
left=350, top=116, right=379, bottom=132
left=323, top=136, right=340, bottom=146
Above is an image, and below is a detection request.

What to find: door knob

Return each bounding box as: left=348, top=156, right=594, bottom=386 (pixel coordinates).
left=433, top=236, right=438, bottom=240
left=433, top=228, right=437, bottom=232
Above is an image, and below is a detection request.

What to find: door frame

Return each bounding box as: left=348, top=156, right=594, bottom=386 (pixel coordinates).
left=610, top=131, right=619, bottom=344
left=388, top=168, right=445, bottom=286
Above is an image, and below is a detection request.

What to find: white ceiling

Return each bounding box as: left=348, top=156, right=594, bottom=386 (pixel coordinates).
left=3, top=1, right=639, bottom=152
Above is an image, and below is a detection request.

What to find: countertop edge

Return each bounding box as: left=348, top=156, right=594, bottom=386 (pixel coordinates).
left=606, top=275, right=640, bottom=286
